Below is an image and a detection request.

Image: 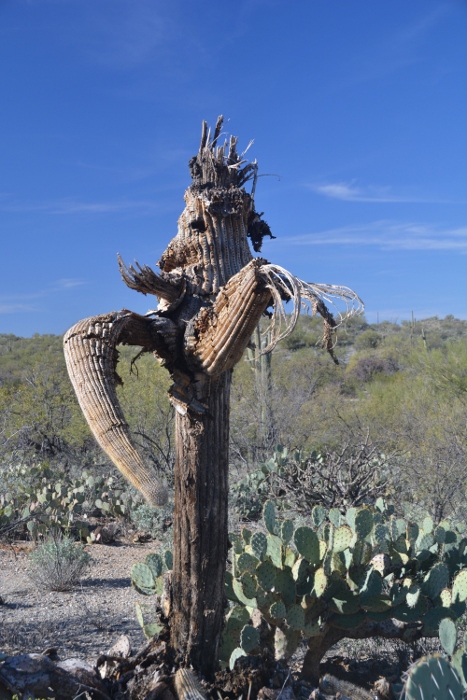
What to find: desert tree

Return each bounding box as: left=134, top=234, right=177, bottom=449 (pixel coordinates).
left=63, top=117, right=362, bottom=677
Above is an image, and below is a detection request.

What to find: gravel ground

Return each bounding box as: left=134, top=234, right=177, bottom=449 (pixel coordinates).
left=0, top=540, right=159, bottom=662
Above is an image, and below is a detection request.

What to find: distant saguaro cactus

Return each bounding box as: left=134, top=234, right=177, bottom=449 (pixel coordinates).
left=63, top=117, right=362, bottom=676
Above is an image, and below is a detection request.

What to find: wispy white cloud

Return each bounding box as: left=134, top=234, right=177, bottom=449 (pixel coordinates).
left=285, top=221, right=467, bottom=253
left=0, top=196, right=162, bottom=215
left=309, top=181, right=451, bottom=204
left=0, top=279, right=87, bottom=314
left=53, top=278, right=86, bottom=289
left=0, top=303, right=40, bottom=314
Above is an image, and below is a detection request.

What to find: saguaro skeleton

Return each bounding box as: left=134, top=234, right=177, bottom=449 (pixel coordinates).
left=64, top=117, right=362, bottom=676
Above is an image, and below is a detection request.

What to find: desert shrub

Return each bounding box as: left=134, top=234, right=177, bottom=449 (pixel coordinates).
left=231, top=441, right=396, bottom=519
left=351, top=355, right=399, bottom=383
left=27, top=533, right=92, bottom=591
left=355, top=329, right=382, bottom=350
left=129, top=501, right=174, bottom=544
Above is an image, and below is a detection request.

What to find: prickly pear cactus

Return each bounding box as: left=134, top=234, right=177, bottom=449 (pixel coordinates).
left=402, top=654, right=464, bottom=700
left=133, top=498, right=467, bottom=677
left=227, top=498, right=467, bottom=673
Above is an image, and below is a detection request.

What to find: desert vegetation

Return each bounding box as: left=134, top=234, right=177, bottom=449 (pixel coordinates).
left=1, top=313, right=467, bottom=698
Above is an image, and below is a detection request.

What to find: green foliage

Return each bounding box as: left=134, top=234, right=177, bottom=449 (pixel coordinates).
left=128, top=501, right=174, bottom=544
left=27, top=533, right=92, bottom=591
left=354, top=329, right=382, bottom=350
left=130, top=550, right=172, bottom=637
left=402, top=655, right=464, bottom=700
left=0, top=464, right=135, bottom=540
left=225, top=499, right=467, bottom=671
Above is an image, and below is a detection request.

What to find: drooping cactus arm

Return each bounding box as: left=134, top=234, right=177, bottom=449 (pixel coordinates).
left=63, top=310, right=178, bottom=505
left=184, top=258, right=272, bottom=377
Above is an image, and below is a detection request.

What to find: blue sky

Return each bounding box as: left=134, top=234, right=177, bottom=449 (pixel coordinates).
left=1, top=0, right=466, bottom=336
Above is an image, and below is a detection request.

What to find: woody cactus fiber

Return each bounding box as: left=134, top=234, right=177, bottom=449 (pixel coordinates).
left=64, top=117, right=362, bottom=677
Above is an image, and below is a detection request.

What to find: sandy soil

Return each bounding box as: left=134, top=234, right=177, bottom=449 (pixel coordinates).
left=0, top=540, right=159, bottom=663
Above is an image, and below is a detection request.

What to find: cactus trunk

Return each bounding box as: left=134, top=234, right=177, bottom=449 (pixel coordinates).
left=170, top=372, right=232, bottom=674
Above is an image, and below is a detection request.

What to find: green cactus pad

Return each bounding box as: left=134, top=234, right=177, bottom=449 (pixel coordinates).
left=267, top=534, right=283, bottom=569
left=232, top=578, right=257, bottom=608
left=287, top=604, right=305, bottom=631
left=313, top=567, right=327, bottom=597
left=240, top=624, right=260, bottom=653
left=362, top=594, right=393, bottom=613
left=219, top=633, right=240, bottom=663
left=333, top=525, right=353, bottom=552
left=135, top=600, right=145, bottom=628
left=269, top=601, right=286, bottom=620
left=354, top=508, right=373, bottom=539
left=303, top=620, right=321, bottom=637
left=292, top=557, right=308, bottom=584
left=328, top=508, right=341, bottom=527
left=406, top=521, right=419, bottom=543
left=241, top=527, right=252, bottom=544
left=294, top=526, right=319, bottom=564
left=438, top=588, right=452, bottom=608
left=403, top=654, right=464, bottom=700
left=143, top=622, right=163, bottom=639
left=312, top=505, right=327, bottom=529
left=229, top=647, right=247, bottom=670
left=434, top=525, right=446, bottom=544
left=256, top=560, right=276, bottom=591
left=292, top=559, right=313, bottom=596
left=274, top=627, right=301, bottom=660
left=328, top=590, right=361, bottom=615
left=131, top=562, right=156, bottom=595
left=250, top=531, right=267, bottom=560
left=422, top=516, right=434, bottom=534
left=227, top=605, right=250, bottom=629
left=346, top=507, right=357, bottom=531
left=329, top=611, right=365, bottom=629
left=225, top=571, right=239, bottom=602
left=451, top=649, right=467, bottom=689
left=280, top=519, right=294, bottom=545
left=237, top=552, right=260, bottom=574
left=352, top=539, right=373, bottom=566
left=359, top=569, right=383, bottom=600
left=422, top=562, right=449, bottom=600
left=165, top=550, right=173, bottom=569
left=240, top=572, right=257, bottom=599
left=284, top=548, right=296, bottom=568
left=275, top=568, right=296, bottom=606
left=406, top=584, right=421, bottom=609
left=229, top=532, right=244, bottom=554
left=145, top=553, right=163, bottom=580
left=373, top=523, right=389, bottom=545
left=452, top=570, right=467, bottom=603
left=417, top=533, right=435, bottom=551
left=393, top=595, right=429, bottom=622
left=263, top=500, right=277, bottom=535
left=439, top=618, right=457, bottom=656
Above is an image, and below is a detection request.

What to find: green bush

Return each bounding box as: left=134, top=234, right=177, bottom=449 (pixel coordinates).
left=131, top=498, right=467, bottom=682
left=27, top=533, right=92, bottom=591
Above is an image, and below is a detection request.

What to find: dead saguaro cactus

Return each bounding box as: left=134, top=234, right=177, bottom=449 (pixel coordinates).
left=63, top=116, right=362, bottom=677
